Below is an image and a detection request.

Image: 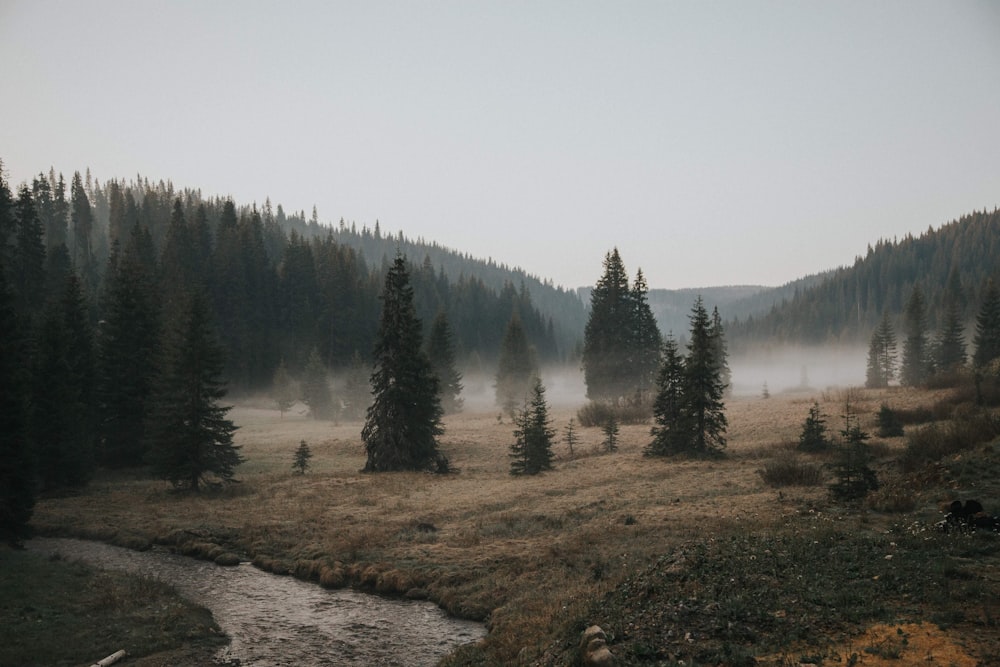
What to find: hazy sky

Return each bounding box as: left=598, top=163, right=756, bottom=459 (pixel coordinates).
left=3, top=1, right=999, bottom=290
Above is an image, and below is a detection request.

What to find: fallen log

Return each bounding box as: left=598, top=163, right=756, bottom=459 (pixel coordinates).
left=90, top=649, right=127, bottom=667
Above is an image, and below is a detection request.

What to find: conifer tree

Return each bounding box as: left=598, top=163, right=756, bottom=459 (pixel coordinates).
left=582, top=248, right=633, bottom=403
left=29, top=275, right=96, bottom=491
left=973, top=280, right=1000, bottom=369
left=934, top=299, right=967, bottom=373
left=495, top=312, right=538, bottom=418
left=0, top=270, right=35, bottom=545
left=12, top=186, right=47, bottom=321
left=292, top=440, right=312, bottom=475
left=362, top=255, right=446, bottom=473
left=709, top=306, right=731, bottom=395
left=602, top=416, right=620, bottom=453
left=865, top=313, right=897, bottom=388
left=563, top=418, right=579, bottom=458
left=900, top=285, right=930, bottom=386
left=797, top=401, right=829, bottom=452
left=678, top=297, right=728, bottom=456
left=646, top=334, right=685, bottom=456
left=829, top=404, right=878, bottom=501
left=630, top=269, right=663, bottom=401
left=301, top=348, right=335, bottom=420
left=509, top=377, right=555, bottom=475
left=145, top=292, right=242, bottom=491
left=426, top=310, right=464, bottom=414
left=272, top=359, right=297, bottom=418
left=342, top=350, right=372, bottom=421
left=96, top=227, right=161, bottom=467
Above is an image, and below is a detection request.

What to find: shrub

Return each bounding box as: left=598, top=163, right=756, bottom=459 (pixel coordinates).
left=577, top=400, right=649, bottom=427
left=758, top=459, right=824, bottom=487
left=876, top=404, right=904, bottom=438
left=900, top=406, right=1000, bottom=471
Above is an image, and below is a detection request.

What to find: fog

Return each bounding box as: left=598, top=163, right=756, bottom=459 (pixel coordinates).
left=728, top=345, right=867, bottom=397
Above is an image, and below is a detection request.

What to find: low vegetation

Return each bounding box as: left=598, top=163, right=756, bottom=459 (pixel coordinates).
left=23, top=385, right=1000, bottom=665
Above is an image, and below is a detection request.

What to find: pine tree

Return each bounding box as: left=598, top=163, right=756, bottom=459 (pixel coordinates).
left=935, top=299, right=967, bottom=373
left=797, top=401, right=829, bottom=452
left=426, top=310, right=464, bottom=414
left=602, top=416, right=620, bottom=453
left=301, top=348, right=335, bottom=420
left=272, top=359, right=297, bottom=418
left=0, top=269, right=35, bottom=545
left=362, top=255, right=446, bottom=473
left=678, top=297, right=728, bottom=456
left=29, top=275, right=96, bottom=491
left=646, top=334, right=685, bottom=456
left=829, top=405, right=878, bottom=501
left=11, top=186, right=47, bottom=321
left=973, top=280, right=1000, bottom=368
left=865, top=313, right=897, bottom=388
left=582, top=248, right=633, bottom=403
left=900, top=285, right=930, bottom=386
left=145, top=292, right=242, bottom=491
left=630, top=269, right=663, bottom=402
left=495, top=313, right=539, bottom=418
left=96, top=227, right=161, bottom=468
left=709, top=306, right=731, bottom=395
left=292, top=440, right=312, bottom=475
left=509, top=377, right=555, bottom=475
left=563, top=418, right=579, bottom=459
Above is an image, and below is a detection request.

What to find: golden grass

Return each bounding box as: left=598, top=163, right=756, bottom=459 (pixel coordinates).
left=30, top=387, right=990, bottom=665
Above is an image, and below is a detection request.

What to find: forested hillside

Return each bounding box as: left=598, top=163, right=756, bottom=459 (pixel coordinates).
left=727, top=208, right=1000, bottom=347
left=1, top=164, right=585, bottom=391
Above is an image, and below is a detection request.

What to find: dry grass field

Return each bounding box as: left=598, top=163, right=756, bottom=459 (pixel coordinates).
left=31, top=385, right=1000, bottom=665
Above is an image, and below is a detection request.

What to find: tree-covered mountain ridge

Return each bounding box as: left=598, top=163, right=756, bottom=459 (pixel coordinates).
left=726, top=207, right=1000, bottom=348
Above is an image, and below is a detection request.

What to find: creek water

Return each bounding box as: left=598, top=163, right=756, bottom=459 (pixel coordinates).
left=28, top=538, right=486, bottom=666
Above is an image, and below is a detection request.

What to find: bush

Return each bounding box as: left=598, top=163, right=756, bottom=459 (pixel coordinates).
left=900, top=406, right=1000, bottom=471
left=876, top=404, right=904, bottom=438
left=758, top=459, right=824, bottom=487
left=577, top=400, right=650, bottom=427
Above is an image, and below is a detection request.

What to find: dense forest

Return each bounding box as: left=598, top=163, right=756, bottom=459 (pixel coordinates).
left=0, top=163, right=582, bottom=389
left=727, top=208, right=1000, bottom=348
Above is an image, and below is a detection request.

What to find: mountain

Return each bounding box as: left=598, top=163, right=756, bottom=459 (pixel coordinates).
left=726, top=208, right=1000, bottom=347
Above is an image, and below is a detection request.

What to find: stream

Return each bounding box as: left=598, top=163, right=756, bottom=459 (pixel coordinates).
left=28, top=538, right=486, bottom=666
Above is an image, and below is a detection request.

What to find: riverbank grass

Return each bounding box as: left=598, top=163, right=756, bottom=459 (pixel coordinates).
left=0, top=547, right=225, bottom=666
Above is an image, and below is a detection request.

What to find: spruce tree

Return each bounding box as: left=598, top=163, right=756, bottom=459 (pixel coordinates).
left=292, top=440, right=312, bottom=475
left=630, top=269, right=663, bottom=401
left=426, top=310, right=464, bottom=414
left=935, top=299, right=967, bottom=373
left=145, top=292, right=242, bottom=491
left=709, top=306, right=731, bottom=395
left=272, top=359, right=297, bottom=418
left=678, top=297, right=728, bottom=456
left=96, top=229, right=161, bottom=467
left=829, top=405, right=878, bottom=501
left=12, top=186, right=47, bottom=321
left=865, top=313, right=897, bottom=388
left=602, top=416, right=620, bottom=453
left=362, top=255, right=446, bottom=473
left=647, top=334, right=685, bottom=456
left=582, top=248, right=633, bottom=402
left=797, top=401, right=829, bottom=452
left=0, top=270, right=35, bottom=545
left=563, top=418, right=579, bottom=459
left=973, top=280, right=1000, bottom=369
left=509, top=377, right=555, bottom=475
left=900, top=285, right=931, bottom=386
left=301, top=348, right=335, bottom=420
left=495, top=313, right=539, bottom=418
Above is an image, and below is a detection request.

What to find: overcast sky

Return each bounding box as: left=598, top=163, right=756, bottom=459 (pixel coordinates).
left=2, top=1, right=999, bottom=290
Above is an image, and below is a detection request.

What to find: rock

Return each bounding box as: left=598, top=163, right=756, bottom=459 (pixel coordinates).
left=580, top=625, right=614, bottom=666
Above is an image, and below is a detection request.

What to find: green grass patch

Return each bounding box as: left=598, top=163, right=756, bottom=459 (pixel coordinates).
left=0, top=547, right=226, bottom=666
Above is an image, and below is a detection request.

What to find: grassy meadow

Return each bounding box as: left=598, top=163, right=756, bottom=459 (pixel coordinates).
left=26, top=385, right=1000, bottom=665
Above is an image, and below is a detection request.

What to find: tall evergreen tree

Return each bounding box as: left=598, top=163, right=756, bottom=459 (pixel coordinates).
left=145, top=292, right=241, bottom=491
left=865, top=313, right=897, bottom=388
left=709, top=306, right=731, bottom=395
left=0, top=269, right=35, bottom=544
left=582, top=248, right=633, bottom=402
left=301, top=347, right=334, bottom=420
left=678, top=297, right=728, bottom=456
left=509, top=377, right=555, bottom=475
left=362, top=255, right=446, bottom=473
left=934, top=299, right=967, bottom=373
left=426, top=310, right=464, bottom=414
left=29, top=275, right=96, bottom=491
left=70, top=171, right=98, bottom=297
left=630, top=269, right=663, bottom=401
left=646, top=334, right=685, bottom=457
left=96, top=228, right=161, bottom=467
left=900, top=285, right=930, bottom=386
left=973, top=280, right=1000, bottom=369
left=11, top=186, right=47, bottom=320
left=271, top=358, right=297, bottom=418
left=495, top=312, right=539, bottom=418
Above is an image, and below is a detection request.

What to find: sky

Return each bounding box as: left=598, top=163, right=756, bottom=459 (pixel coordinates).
left=2, top=1, right=999, bottom=291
